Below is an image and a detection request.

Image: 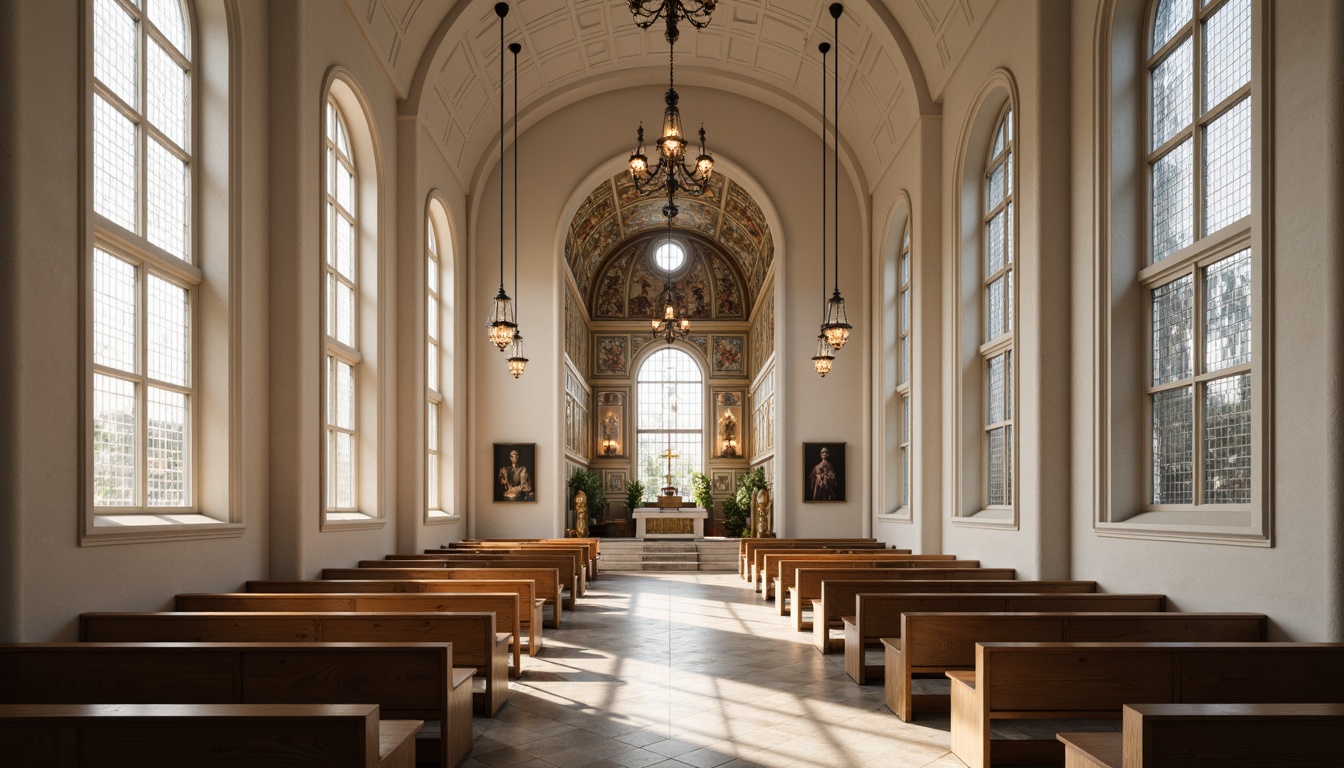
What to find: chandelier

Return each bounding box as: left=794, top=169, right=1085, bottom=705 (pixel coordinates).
left=819, top=3, right=853, bottom=351
left=627, top=11, right=714, bottom=198
left=505, top=41, right=528, bottom=378
left=650, top=214, right=691, bottom=344
left=485, top=3, right=516, bottom=351
left=812, top=40, right=836, bottom=378
left=628, top=0, right=716, bottom=39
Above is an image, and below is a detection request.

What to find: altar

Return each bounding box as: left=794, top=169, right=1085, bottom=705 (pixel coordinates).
left=632, top=508, right=709, bottom=539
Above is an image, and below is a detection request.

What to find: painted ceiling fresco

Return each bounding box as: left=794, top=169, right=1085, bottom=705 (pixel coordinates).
left=589, top=233, right=749, bottom=322
left=565, top=171, right=775, bottom=311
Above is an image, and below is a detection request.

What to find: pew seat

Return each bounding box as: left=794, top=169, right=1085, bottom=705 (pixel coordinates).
left=949, top=641, right=1344, bottom=768
left=880, top=612, right=1267, bottom=721
left=844, top=593, right=1167, bottom=684
left=1058, top=703, right=1344, bottom=768
left=0, top=641, right=472, bottom=767
left=79, top=611, right=511, bottom=717
left=0, top=703, right=420, bottom=768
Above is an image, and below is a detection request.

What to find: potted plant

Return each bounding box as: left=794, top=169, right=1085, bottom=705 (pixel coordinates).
left=690, top=471, right=713, bottom=512
left=721, top=494, right=749, bottom=538
left=566, top=469, right=606, bottom=531
left=624, top=479, right=645, bottom=515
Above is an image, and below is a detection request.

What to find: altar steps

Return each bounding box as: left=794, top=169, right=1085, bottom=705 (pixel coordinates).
left=599, top=540, right=738, bottom=572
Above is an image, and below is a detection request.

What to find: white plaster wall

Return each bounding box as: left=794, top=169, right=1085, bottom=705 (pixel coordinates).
left=1066, top=0, right=1344, bottom=641
left=467, top=86, right=870, bottom=539
left=0, top=1, right=273, bottom=641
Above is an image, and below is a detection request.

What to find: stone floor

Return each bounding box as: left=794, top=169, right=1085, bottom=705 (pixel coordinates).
left=465, top=571, right=968, bottom=768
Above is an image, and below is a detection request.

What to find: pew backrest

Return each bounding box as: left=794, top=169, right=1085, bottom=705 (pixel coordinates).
left=855, top=593, right=1169, bottom=644
left=1118, top=702, right=1344, bottom=768
left=320, top=568, right=562, bottom=617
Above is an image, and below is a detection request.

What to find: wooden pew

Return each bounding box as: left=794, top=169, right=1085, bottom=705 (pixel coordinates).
left=949, top=641, right=1344, bottom=768
left=808, top=577, right=1088, bottom=644
left=884, top=612, right=1267, bottom=722
left=175, top=592, right=524, bottom=679
left=416, top=544, right=594, bottom=584
left=79, top=611, right=511, bottom=717
left=445, top=541, right=599, bottom=580
left=844, top=593, right=1168, bottom=684
left=456, top=539, right=600, bottom=579
left=248, top=578, right=546, bottom=656
left=1059, top=703, right=1344, bottom=768
left=739, top=538, right=879, bottom=579
left=0, top=641, right=473, bottom=767
left=0, top=702, right=419, bottom=768
left=367, top=556, right=583, bottom=606
left=322, top=567, right=565, bottom=629
left=747, top=545, right=896, bottom=586
left=762, top=555, right=967, bottom=601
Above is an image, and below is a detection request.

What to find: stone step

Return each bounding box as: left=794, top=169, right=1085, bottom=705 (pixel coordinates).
left=595, top=539, right=739, bottom=571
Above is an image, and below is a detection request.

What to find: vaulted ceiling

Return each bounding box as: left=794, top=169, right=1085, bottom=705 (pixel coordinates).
left=346, top=0, right=996, bottom=191
left=564, top=170, right=774, bottom=305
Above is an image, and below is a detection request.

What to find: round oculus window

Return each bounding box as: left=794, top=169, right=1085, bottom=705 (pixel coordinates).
left=653, top=241, right=686, bottom=272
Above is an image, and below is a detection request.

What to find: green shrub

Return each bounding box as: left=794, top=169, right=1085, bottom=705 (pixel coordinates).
left=721, top=495, right=749, bottom=537
left=566, top=469, right=606, bottom=523
left=690, top=471, right=713, bottom=512
left=624, top=479, right=645, bottom=513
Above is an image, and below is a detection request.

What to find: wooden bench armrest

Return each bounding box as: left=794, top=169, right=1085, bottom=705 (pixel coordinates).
left=1055, top=732, right=1120, bottom=768
left=495, top=632, right=512, bottom=645
left=451, top=668, right=475, bottom=688
left=880, top=637, right=902, bottom=651
left=379, top=720, right=424, bottom=767
left=840, top=616, right=856, bottom=628
left=946, top=670, right=975, bottom=689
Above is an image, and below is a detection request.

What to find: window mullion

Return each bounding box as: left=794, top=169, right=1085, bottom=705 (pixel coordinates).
left=1191, top=3, right=1206, bottom=243
left=1191, top=262, right=1205, bottom=505
left=136, top=258, right=148, bottom=508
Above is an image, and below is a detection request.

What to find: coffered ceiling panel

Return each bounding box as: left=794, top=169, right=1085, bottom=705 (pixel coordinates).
left=345, top=0, right=999, bottom=189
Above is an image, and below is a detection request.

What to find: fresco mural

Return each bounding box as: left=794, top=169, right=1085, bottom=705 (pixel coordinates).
left=711, top=336, right=744, bottom=375
left=564, top=170, right=774, bottom=316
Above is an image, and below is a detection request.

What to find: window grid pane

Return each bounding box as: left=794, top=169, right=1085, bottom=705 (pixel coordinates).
left=987, top=428, right=1006, bottom=506
left=146, top=273, right=188, bottom=386
left=146, top=39, right=188, bottom=150
left=637, top=432, right=704, bottom=501
left=985, top=212, right=1005, bottom=277
left=93, top=373, right=138, bottom=506
left=1203, top=249, right=1251, bottom=372
left=1203, top=96, right=1251, bottom=235
left=987, top=353, right=1006, bottom=426
left=1151, top=139, right=1194, bottom=262
left=146, top=138, right=189, bottom=259
left=1151, top=274, right=1194, bottom=386
left=986, top=276, right=1006, bottom=342
left=147, top=0, right=189, bottom=56
left=1152, top=0, right=1193, bottom=51
left=427, top=342, right=439, bottom=392
left=94, top=96, right=139, bottom=231
left=94, top=249, right=139, bottom=373
left=1203, top=0, right=1251, bottom=112
left=1151, top=38, right=1193, bottom=150
left=635, top=349, right=703, bottom=496
left=899, top=336, right=910, bottom=385
left=94, top=0, right=139, bottom=109
left=146, top=386, right=187, bottom=506
left=1151, top=385, right=1194, bottom=505
left=1204, top=373, right=1251, bottom=503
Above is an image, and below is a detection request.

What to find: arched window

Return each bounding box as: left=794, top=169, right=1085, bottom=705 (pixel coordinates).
left=636, top=348, right=704, bottom=498
left=89, top=0, right=199, bottom=524
left=897, top=223, right=912, bottom=510
left=982, top=107, right=1014, bottom=510
left=1145, top=0, right=1252, bottom=509
left=323, top=96, right=360, bottom=517
left=426, top=200, right=452, bottom=520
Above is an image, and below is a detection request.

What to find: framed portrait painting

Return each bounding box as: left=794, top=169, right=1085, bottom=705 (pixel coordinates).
left=802, top=442, right=845, bottom=503
left=494, top=443, right=537, bottom=502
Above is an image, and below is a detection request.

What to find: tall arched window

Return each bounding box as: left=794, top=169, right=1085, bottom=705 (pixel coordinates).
left=89, top=0, right=198, bottom=524
left=897, top=223, right=912, bottom=510
left=1145, top=0, right=1252, bottom=509
left=426, top=200, right=452, bottom=520
left=636, top=348, right=704, bottom=498
left=323, top=96, right=360, bottom=517
left=982, top=107, right=1015, bottom=510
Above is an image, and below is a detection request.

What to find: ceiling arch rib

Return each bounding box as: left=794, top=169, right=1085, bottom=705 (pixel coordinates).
left=380, top=0, right=952, bottom=193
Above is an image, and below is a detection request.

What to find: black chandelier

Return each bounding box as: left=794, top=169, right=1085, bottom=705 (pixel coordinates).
left=819, top=3, right=853, bottom=351
left=627, top=11, right=714, bottom=199
left=811, top=40, right=835, bottom=377
left=505, top=41, right=528, bottom=378
left=485, top=2, right=516, bottom=352
left=627, top=0, right=716, bottom=39
left=650, top=211, right=692, bottom=344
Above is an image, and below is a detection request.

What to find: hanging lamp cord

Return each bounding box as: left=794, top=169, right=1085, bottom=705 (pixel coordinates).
left=497, top=4, right=506, bottom=294
left=832, top=4, right=841, bottom=295
left=820, top=42, right=828, bottom=320
left=512, top=43, right=520, bottom=324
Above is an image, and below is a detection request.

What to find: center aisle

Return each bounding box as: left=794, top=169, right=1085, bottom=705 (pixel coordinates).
left=467, top=572, right=962, bottom=768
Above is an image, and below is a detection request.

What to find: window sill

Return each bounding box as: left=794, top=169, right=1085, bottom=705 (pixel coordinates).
left=951, top=508, right=1018, bottom=530
left=321, top=511, right=386, bottom=532
left=1095, top=508, right=1270, bottom=547
left=81, top=517, right=245, bottom=547
left=877, top=507, right=912, bottom=523
left=426, top=510, right=463, bottom=524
